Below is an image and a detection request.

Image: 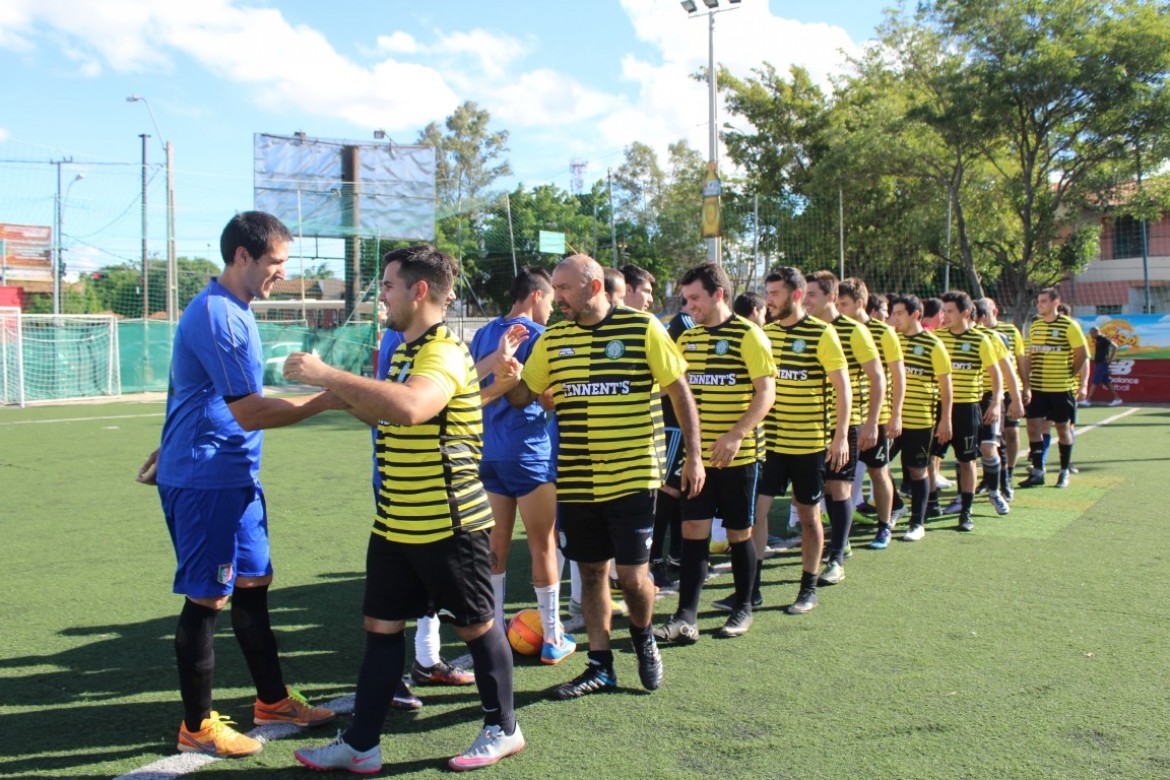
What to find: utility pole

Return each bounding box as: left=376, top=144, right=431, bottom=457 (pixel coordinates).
left=140, top=134, right=150, bottom=321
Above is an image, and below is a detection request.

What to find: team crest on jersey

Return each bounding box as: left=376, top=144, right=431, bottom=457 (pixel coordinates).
left=791, top=339, right=807, bottom=354
left=216, top=563, right=233, bottom=585
left=961, top=342, right=972, bottom=352
left=715, top=339, right=730, bottom=355
left=605, top=340, right=626, bottom=359
left=1050, top=329, right=1059, bottom=339
left=914, top=345, right=925, bottom=355
left=560, top=347, right=575, bottom=356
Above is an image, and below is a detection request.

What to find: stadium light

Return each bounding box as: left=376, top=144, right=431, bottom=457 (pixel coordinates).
left=53, top=169, right=84, bottom=314
left=126, top=94, right=177, bottom=323
left=374, top=128, right=398, bottom=157
left=681, top=0, right=740, bottom=263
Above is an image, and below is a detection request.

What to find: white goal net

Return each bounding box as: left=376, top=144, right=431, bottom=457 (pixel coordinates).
left=0, top=311, right=122, bottom=406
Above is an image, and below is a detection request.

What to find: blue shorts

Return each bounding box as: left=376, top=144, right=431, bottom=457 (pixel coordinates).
left=479, top=459, right=554, bottom=498
left=160, top=484, right=272, bottom=598
left=1091, top=363, right=1112, bottom=386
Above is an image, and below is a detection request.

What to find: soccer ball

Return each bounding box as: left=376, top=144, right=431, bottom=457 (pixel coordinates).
left=507, top=609, right=544, bottom=656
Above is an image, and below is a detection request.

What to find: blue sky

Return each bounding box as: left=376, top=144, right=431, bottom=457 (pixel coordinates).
left=0, top=0, right=889, bottom=275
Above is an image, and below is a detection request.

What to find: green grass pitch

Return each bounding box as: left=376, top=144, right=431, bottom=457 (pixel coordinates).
left=1, top=401, right=1168, bottom=779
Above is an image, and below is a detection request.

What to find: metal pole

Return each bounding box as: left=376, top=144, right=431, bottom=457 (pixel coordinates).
left=54, top=161, right=62, bottom=315
left=608, top=168, right=618, bottom=267
left=838, top=187, right=845, bottom=279
left=140, top=134, right=150, bottom=320
left=707, top=11, right=720, bottom=263
left=1, top=238, right=7, bottom=286
left=1137, top=146, right=1151, bottom=314
left=944, top=193, right=953, bottom=291
left=166, top=141, right=177, bottom=322
left=753, top=192, right=759, bottom=286
left=505, top=194, right=518, bottom=276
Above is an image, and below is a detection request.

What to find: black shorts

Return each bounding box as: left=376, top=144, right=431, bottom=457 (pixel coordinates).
left=1002, top=394, right=1019, bottom=429
left=662, top=426, right=685, bottom=490
left=1026, top=389, right=1076, bottom=425
left=681, top=462, right=758, bottom=530
left=363, top=530, right=495, bottom=627
left=759, top=450, right=825, bottom=506
left=932, top=401, right=981, bottom=462
left=825, top=425, right=860, bottom=482
left=978, top=394, right=1001, bottom=445
left=897, top=428, right=934, bottom=470
left=559, top=489, right=655, bottom=566
left=858, top=424, right=890, bottom=469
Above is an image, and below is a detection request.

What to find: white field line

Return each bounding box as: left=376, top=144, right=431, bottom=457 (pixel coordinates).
left=1072, top=406, right=1138, bottom=434
left=113, top=694, right=356, bottom=780
left=0, top=412, right=164, bottom=425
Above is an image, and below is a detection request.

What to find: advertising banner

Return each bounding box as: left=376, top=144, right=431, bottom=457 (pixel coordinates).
left=1076, top=314, right=1170, bottom=402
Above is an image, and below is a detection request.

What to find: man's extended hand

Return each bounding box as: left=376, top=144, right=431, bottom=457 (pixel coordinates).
left=284, top=351, right=334, bottom=386
left=136, top=448, right=159, bottom=485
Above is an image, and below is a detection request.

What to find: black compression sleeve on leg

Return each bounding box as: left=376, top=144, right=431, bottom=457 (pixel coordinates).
left=729, top=539, right=757, bottom=611
left=344, top=631, right=406, bottom=752
left=827, top=498, right=852, bottom=565
left=175, top=598, right=219, bottom=733
left=650, top=490, right=679, bottom=562
left=230, top=585, right=286, bottom=704
left=466, top=621, right=516, bottom=735
left=676, top=537, right=709, bottom=624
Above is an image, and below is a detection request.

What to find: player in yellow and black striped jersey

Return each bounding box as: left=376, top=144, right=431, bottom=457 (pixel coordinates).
left=653, top=263, right=775, bottom=642
left=756, top=267, right=850, bottom=616
left=1019, top=287, right=1088, bottom=488
left=804, top=270, right=884, bottom=583
left=838, top=278, right=906, bottom=550
left=498, top=254, right=704, bottom=701
left=973, top=299, right=1026, bottom=507
left=934, top=291, right=1002, bottom=531
left=890, top=294, right=953, bottom=541
left=286, top=245, right=525, bottom=770
left=980, top=297, right=1027, bottom=496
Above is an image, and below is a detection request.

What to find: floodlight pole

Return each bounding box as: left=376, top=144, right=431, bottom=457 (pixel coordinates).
left=127, top=95, right=177, bottom=322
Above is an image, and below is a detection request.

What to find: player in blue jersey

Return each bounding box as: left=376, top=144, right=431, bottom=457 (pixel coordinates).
left=137, top=212, right=344, bottom=758
left=470, top=266, right=576, bottom=665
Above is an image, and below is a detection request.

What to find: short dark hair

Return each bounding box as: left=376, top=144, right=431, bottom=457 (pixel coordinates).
left=923, top=297, right=943, bottom=319
left=603, top=267, right=625, bottom=296
left=765, top=266, right=806, bottom=293
left=892, top=294, right=922, bottom=316
left=940, top=289, right=973, bottom=314
left=679, top=262, right=732, bottom=300
left=1057, top=302, right=1071, bottom=316
left=511, top=266, right=552, bottom=304
left=733, top=291, right=764, bottom=319
left=220, top=211, right=293, bottom=266
left=973, top=298, right=991, bottom=321
left=621, top=264, right=655, bottom=290
left=805, top=269, right=838, bottom=297
left=383, top=244, right=457, bottom=304
left=1038, top=287, right=1060, bottom=301
left=838, top=277, right=868, bottom=307
left=866, top=292, right=887, bottom=316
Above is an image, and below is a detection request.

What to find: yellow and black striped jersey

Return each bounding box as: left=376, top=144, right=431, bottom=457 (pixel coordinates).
left=993, top=321, right=1025, bottom=371
left=864, top=317, right=903, bottom=425
left=678, top=315, right=776, bottom=468
left=1025, top=315, right=1087, bottom=392
left=374, top=323, right=493, bottom=544
left=521, top=306, right=687, bottom=502
left=977, top=324, right=1013, bottom=393
left=763, top=314, right=847, bottom=455
left=828, top=314, right=879, bottom=428
left=935, top=327, right=996, bottom=404
left=900, top=330, right=951, bottom=430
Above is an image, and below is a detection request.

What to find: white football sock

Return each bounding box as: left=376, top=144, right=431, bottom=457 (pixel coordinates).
left=414, top=614, right=441, bottom=668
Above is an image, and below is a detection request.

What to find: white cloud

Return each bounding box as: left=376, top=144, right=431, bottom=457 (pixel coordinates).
left=0, top=127, right=9, bottom=142
left=0, top=0, right=35, bottom=52
left=375, top=31, right=418, bottom=54
left=596, top=0, right=863, bottom=170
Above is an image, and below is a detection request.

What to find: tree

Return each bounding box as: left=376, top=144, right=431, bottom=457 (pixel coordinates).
left=417, top=101, right=512, bottom=306
left=296, top=263, right=335, bottom=280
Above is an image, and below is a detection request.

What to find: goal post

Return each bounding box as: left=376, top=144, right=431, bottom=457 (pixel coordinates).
left=0, top=312, right=122, bottom=406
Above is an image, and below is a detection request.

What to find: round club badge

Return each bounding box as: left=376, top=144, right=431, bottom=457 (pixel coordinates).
left=605, top=340, right=626, bottom=359
left=961, top=342, right=971, bottom=352
left=914, top=345, right=925, bottom=356
left=715, top=339, right=730, bottom=355
left=792, top=338, right=807, bottom=354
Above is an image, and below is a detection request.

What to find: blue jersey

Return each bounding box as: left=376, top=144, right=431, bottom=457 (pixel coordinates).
left=469, top=315, right=551, bottom=462
left=371, top=329, right=407, bottom=492
left=158, top=278, right=263, bottom=489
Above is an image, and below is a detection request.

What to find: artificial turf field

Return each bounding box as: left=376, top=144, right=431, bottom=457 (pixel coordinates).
left=1, top=399, right=1168, bottom=779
